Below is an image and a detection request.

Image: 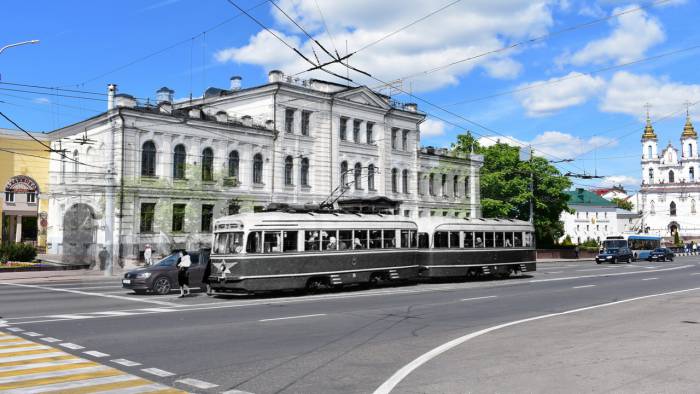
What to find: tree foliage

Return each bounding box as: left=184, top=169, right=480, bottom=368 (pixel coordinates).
left=611, top=197, right=633, bottom=211
left=452, top=134, right=572, bottom=247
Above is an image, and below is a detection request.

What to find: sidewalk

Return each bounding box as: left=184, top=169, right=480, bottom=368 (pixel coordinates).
left=0, top=267, right=129, bottom=282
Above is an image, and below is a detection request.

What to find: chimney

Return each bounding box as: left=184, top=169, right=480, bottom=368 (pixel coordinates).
left=215, top=111, right=228, bottom=123
left=107, top=84, right=117, bottom=110
left=230, top=76, right=242, bottom=90
left=156, top=87, right=174, bottom=104
left=268, top=70, right=283, bottom=83
left=265, top=119, right=274, bottom=130
left=242, top=115, right=253, bottom=127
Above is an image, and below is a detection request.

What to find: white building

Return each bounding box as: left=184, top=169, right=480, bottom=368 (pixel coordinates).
left=46, top=71, right=483, bottom=264
left=639, top=111, right=700, bottom=242
left=559, top=188, right=618, bottom=244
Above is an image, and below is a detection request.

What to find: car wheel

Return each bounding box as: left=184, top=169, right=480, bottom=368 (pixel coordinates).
left=612, top=257, right=617, bottom=264
left=627, top=257, right=631, bottom=264
left=152, top=277, right=172, bottom=295
left=596, top=260, right=602, bottom=264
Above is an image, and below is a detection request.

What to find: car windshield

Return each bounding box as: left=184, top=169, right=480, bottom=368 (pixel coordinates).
left=153, top=254, right=179, bottom=267
left=653, top=248, right=665, bottom=252
left=604, top=248, right=619, bottom=254
left=603, top=240, right=627, bottom=249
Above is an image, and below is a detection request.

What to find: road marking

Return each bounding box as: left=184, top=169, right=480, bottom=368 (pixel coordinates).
left=0, top=282, right=176, bottom=307
left=460, top=296, right=498, bottom=302
left=49, top=314, right=94, bottom=320
left=61, top=285, right=125, bottom=290
left=24, top=332, right=41, bottom=337
left=59, top=343, right=85, bottom=350
left=576, top=268, right=613, bottom=272
left=642, top=278, right=659, bottom=281
left=0, top=358, right=86, bottom=372
left=691, top=272, right=700, bottom=275
left=547, top=271, right=563, bottom=274
left=111, top=358, right=141, bottom=367
left=40, top=337, right=61, bottom=343
left=530, top=265, right=691, bottom=283
left=572, top=285, right=596, bottom=289
left=0, top=345, right=50, bottom=354
left=6, top=328, right=23, bottom=332
left=83, top=350, right=109, bottom=358
left=137, top=308, right=175, bottom=313
left=259, top=313, right=327, bottom=322
left=221, top=390, right=256, bottom=394
left=0, top=365, right=109, bottom=384
left=374, top=286, right=700, bottom=394
left=92, top=311, right=136, bottom=316
left=176, top=378, right=219, bottom=389
left=141, top=367, right=175, bottom=377
left=0, top=352, right=68, bottom=363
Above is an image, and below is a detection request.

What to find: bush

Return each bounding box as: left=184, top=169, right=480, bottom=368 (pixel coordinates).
left=580, top=238, right=599, bottom=247
left=0, top=243, right=37, bottom=262
left=561, top=235, right=573, bottom=246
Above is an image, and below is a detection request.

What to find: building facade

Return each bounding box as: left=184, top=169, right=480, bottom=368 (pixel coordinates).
left=46, top=72, right=483, bottom=264
left=560, top=188, right=618, bottom=244
left=639, top=111, right=700, bottom=242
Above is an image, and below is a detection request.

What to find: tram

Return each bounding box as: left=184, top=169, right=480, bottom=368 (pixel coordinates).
left=415, top=217, right=537, bottom=278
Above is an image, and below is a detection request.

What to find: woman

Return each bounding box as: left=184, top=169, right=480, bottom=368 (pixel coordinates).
left=177, top=251, right=191, bottom=298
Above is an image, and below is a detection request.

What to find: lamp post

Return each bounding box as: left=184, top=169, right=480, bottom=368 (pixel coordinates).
left=0, top=40, right=40, bottom=55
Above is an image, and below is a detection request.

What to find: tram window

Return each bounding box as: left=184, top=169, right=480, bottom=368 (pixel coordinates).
left=353, top=229, right=368, bottom=249
left=464, top=232, right=474, bottom=248
left=418, top=232, right=429, bottom=248
left=524, top=232, right=533, bottom=247
left=383, top=230, right=396, bottom=248
left=246, top=231, right=262, bottom=253
left=338, top=230, right=352, bottom=250
left=449, top=232, right=460, bottom=248
left=305, top=230, right=321, bottom=251
left=475, top=232, right=484, bottom=248
left=264, top=231, right=282, bottom=253
left=495, top=232, right=504, bottom=248
left=225, top=232, right=244, bottom=254
left=283, top=231, right=298, bottom=252
left=321, top=230, right=335, bottom=251
left=369, top=230, right=383, bottom=249
left=434, top=231, right=449, bottom=248
left=485, top=232, right=495, bottom=248
left=514, top=232, right=522, bottom=247
left=505, top=232, right=514, bottom=247
left=214, top=233, right=228, bottom=254
left=400, top=230, right=413, bottom=248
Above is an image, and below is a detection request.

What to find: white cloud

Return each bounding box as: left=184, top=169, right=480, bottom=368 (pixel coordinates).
left=599, top=175, right=639, bottom=188
left=564, top=5, right=665, bottom=66
left=601, top=71, right=700, bottom=120
left=516, top=72, right=605, bottom=116
left=33, top=97, right=50, bottom=105
left=420, top=118, right=447, bottom=137
left=214, top=0, right=555, bottom=91
left=478, top=130, right=616, bottom=159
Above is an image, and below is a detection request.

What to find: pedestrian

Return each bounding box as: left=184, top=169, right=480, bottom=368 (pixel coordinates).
left=143, top=244, right=153, bottom=266
left=575, top=245, right=580, bottom=259
left=202, top=254, right=213, bottom=296
left=98, top=247, right=109, bottom=271
left=177, top=250, right=191, bottom=298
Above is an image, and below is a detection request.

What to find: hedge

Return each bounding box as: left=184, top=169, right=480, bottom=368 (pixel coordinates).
left=0, top=243, right=37, bottom=262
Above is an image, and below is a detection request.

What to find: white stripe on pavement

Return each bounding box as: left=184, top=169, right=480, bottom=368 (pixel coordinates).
left=0, top=358, right=86, bottom=373
left=86, top=383, right=174, bottom=394
left=572, top=285, right=596, bottom=289
left=0, top=282, right=176, bottom=306
left=0, top=351, right=67, bottom=363
left=24, top=332, right=41, bottom=337
left=111, top=358, right=142, bottom=367
left=0, top=374, right=141, bottom=394
left=642, top=278, right=659, bottom=281
left=0, top=345, right=50, bottom=354
left=176, top=378, right=219, bottom=389
left=49, top=314, right=93, bottom=320
left=59, top=343, right=85, bottom=350
left=83, top=350, right=110, bottom=358
left=92, top=311, right=136, bottom=316
left=460, top=296, right=498, bottom=302
left=6, top=328, right=23, bottom=332
left=40, top=337, right=61, bottom=343
left=259, top=313, right=327, bottom=322
left=141, top=367, right=175, bottom=377
left=0, top=365, right=109, bottom=384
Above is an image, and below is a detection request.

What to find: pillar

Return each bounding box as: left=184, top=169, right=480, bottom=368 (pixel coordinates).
left=15, top=215, right=22, bottom=242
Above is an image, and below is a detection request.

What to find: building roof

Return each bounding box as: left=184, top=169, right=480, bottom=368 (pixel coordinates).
left=565, top=188, right=616, bottom=207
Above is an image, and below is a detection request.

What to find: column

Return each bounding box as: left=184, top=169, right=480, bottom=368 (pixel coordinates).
left=15, top=215, right=22, bottom=242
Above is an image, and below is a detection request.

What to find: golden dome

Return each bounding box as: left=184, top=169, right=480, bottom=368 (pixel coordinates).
left=642, top=113, right=657, bottom=140
left=681, top=112, right=697, bottom=138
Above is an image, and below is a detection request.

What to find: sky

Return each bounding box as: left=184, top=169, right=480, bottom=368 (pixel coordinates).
left=1, top=0, right=700, bottom=193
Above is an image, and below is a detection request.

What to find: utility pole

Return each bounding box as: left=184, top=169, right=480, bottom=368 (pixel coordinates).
left=104, top=84, right=117, bottom=276
left=0, top=40, right=39, bottom=55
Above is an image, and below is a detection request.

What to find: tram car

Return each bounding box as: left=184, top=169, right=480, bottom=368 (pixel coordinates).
left=415, top=217, right=536, bottom=278
left=207, top=210, right=419, bottom=293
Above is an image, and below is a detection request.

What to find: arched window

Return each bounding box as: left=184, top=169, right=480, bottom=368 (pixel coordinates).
left=300, top=158, right=309, bottom=186
left=453, top=175, right=459, bottom=197
left=669, top=170, right=675, bottom=183
left=647, top=145, right=652, bottom=159
left=464, top=176, right=469, bottom=195
left=354, top=163, right=362, bottom=190
left=402, top=169, right=409, bottom=194
left=253, top=153, right=263, bottom=184
left=228, top=151, right=239, bottom=179
left=284, top=156, right=294, bottom=186
left=441, top=174, right=447, bottom=196
left=429, top=173, right=435, bottom=196
left=650, top=201, right=655, bottom=215
left=73, top=150, right=79, bottom=173
left=692, top=199, right=697, bottom=214
left=340, top=161, right=348, bottom=187
left=141, top=141, right=156, bottom=177
left=670, top=201, right=677, bottom=216
left=648, top=168, right=654, bottom=184
left=391, top=168, right=398, bottom=193
left=690, top=167, right=695, bottom=182
left=689, top=144, right=694, bottom=157
left=201, top=148, right=214, bottom=181
left=173, top=145, right=186, bottom=179
left=367, top=164, right=375, bottom=191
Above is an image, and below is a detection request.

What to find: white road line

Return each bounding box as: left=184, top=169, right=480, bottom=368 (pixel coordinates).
left=49, top=314, right=93, bottom=320
left=0, top=374, right=141, bottom=394
left=83, top=350, right=110, bottom=358
left=0, top=345, right=49, bottom=354
left=0, top=365, right=109, bottom=384
left=176, top=378, right=219, bottom=389
left=0, top=340, right=33, bottom=347
left=111, top=358, right=142, bottom=367
left=547, top=271, right=563, bottom=274
left=92, top=311, right=136, bottom=316
left=460, top=296, right=498, bottom=302
left=40, top=337, right=61, bottom=342
left=576, top=268, right=613, bottom=272
left=374, top=286, right=700, bottom=394
left=0, top=351, right=67, bottom=363
left=642, top=278, right=659, bottom=281
left=6, top=327, right=23, bottom=332
left=259, top=313, right=327, bottom=322
left=142, top=367, right=175, bottom=377
left=93, top=383, right=173, bottom=394
left=0, top=282, right=177, bottom=306
left=0, top=358, right=86, bottom=372
left=572, top=285, right=596, bottom=289
left=530, top=265, right=692, bottom=283
left=61, top=286, right=125, bottom=290
left=691, top=272, right=700, bottom=275
left=24, top=332, right=41, bottom=336
left=137, top=308, right=175, bottom=313
left=59, top=342, right=85, bottom=350
left=221, top=390, right=256, bottom=394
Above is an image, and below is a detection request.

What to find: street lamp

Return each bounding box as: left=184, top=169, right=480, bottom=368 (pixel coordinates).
left=0, top=40, right=40, bottom=55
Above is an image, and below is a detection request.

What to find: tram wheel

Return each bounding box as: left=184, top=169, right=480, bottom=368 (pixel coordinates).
left=368, top=273, right=382, bottom=287
left=306, top=277, right=329, bottom=293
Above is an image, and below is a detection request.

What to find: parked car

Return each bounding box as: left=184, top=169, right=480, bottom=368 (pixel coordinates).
left=648, top=248, right=674, bottom=262
left=122, top=251, right=209, bottom=295
left=595, top=246, right=633, bottom=264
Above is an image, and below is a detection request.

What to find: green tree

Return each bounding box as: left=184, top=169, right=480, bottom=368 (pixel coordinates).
left=452, top=137, right=572, bottom=247
left=673, top=230, right=682, bottom=246
left=611, top=197, right=633, bottom=211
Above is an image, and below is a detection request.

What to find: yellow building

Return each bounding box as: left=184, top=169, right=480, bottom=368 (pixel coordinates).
left=0, top=128, right=50, bottom=250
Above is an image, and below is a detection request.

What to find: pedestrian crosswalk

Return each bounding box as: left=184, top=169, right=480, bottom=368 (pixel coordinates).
left=0, top=331, right=183, bottom=393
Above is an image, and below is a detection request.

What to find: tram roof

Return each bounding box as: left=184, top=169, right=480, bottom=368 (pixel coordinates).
left=414, top=217, right=534, bottom=232
left=214, top=211, right=418, bottom=231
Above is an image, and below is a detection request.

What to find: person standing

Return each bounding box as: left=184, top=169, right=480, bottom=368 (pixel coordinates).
left=177, top=251, right=191, bottom=298
left=143, top=244, right=153, bottom=266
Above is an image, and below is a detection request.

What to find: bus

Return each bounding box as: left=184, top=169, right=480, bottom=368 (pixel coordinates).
left=603, top=234, right=662, bottom=261
left=415, top=217, right=536, bottom=278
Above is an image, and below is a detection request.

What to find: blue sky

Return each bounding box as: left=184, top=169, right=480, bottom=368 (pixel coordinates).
left=1, top=0, right=699, bottom=192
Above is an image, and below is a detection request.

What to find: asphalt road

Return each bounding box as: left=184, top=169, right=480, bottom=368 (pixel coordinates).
left=1, top=257, right=699, bottom=393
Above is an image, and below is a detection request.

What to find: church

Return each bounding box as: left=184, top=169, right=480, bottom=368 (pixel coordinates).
left=639, top=109, right=699, bottom=243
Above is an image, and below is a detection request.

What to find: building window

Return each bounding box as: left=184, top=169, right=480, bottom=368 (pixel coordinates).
left=464, top=176, right=469, bottom=195
left=368, top=164, right=375, bottom=191
left=253, top=153, right=263, bottom=184
left=300, top=158, right=309, bottom=186
left=228, top=203, right=240, bottom=215
left=402, top=130, right=408, bottom=151
left=647, top=145, right=652, bottom=159
left=201, top=204, right=214, bottom=232
left=441, top=174, right=447, bottom=197
left=228, top=151, right=239, bottom=179
left=73, top=150, right=79, bottom=173
left=366, top=122, right=374, bottom=144
left=453, top=175, right=459, bottom=197
left=301, top=111, right=311, bottom=136
left=340, top=161, right=348, bottom=187
left=417, top=172, right=423, bottom=195
left=354, top=163, right=362, bottom=190
left=650, top=201, right=655, bottom=215
left=391, top=168, right=398, bottom=193
left=669, top=170, right=675, bottom=183
left=692, top=199, right=696, bottom=214
left=285, top=108, right=295, bottom=133
left=172, top=203, right=186, bottom=232
left=5, top=192, right=14, bottom=202
left=691, top=167, right=695, bottom=182
left=429, top=173, right=435, bottom=196
left=202, top=148, right=214, bottom=181
left=353, top=120, right=361, bottom=143
left=402, top=169, right=409, bottom=194
left=140, top=203, right=155, bottom=233
left=26, top=193, right=36, bottom=203
left=391, top=128, right=398, bottom=150
left=670, top=201, right=677, bottom=216
left=648, top=168, right=654, bottom=184
left=340, top=117, right=348, bottom=141
left=284, top=156, right=294, bottom=186
left=689, top=144, right=694, bottom=157
left=173, top=144, right=186, bottom=179
left=141, top=141, right=156, bottom=177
